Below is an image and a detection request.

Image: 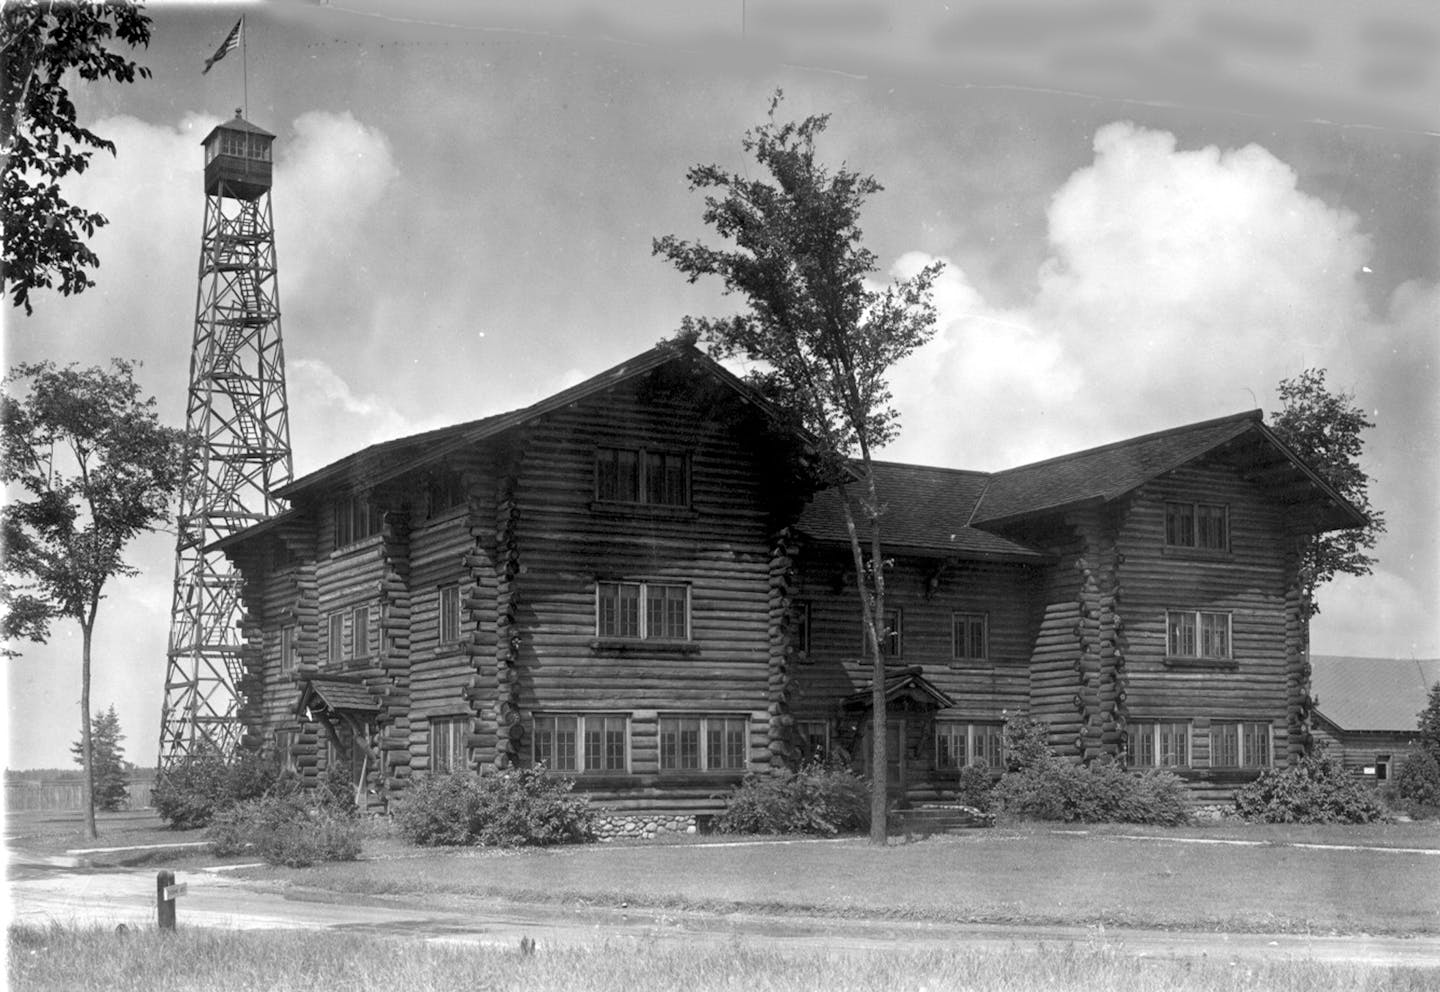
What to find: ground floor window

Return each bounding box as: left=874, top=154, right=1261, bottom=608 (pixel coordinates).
left=1131, top=721, right=1191, bottom=767
left=794, top=719, right=829, bottom=763
left=274, top=728, right=298, bottom=774
left=430, top=716, right=468, bottom=774
left=935, top=721, right=1004, bottom=770
left=533, top=713, right=629, bottom=774
left=659, top=714, right=747, bottom=772
left=1210, top=721, right=1272, bottom=768
left=1375, top=754, right=1392, bottom=781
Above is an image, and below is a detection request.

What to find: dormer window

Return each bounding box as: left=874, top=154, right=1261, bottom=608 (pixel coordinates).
left=1165, top=501, right=1228, bottom=551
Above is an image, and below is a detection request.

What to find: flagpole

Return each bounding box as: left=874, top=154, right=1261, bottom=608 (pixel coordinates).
left=242, top=14, right=248, bottom=119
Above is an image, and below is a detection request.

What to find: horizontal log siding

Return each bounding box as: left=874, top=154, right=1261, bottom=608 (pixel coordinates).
left=1118, top=466, right=1294, bottom=773
left=1024, top=523, right=1088, bottom=757
left=511, top=384, right=776, bottom=807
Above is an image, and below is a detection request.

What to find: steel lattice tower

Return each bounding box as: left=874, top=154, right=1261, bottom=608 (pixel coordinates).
left=159, top=113, right=293, bottom=768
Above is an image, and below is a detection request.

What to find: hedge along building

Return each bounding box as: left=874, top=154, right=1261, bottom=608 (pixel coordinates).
left=214, top=343, right=1366, bottom=819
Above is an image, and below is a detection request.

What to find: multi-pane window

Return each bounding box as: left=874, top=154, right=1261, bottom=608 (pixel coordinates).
left=439, top=585, right=461, bottom=645
left=794, top=719, right=829, bottom=762
left=597, top=581, right=689, bottom=640
left=327, top=612, right=344, bottom=665
left=952, top=612, right=988, bottom=661
left=1210, top=722, right=1272, bottom=768
left=333, top=495, right=383, bottom=549
left=425, top=469, right=467, bottom=518
left=595, top=447, right=689, bottom=506
left=935, top=721, right=1005, bottom=770
left=350, top=605, right=371, bottom=660
left=430, top=716, right=468, bottom=774
left=1165, top=501, right=1228, bottom=551
left=792, top=601, right=811, bottom=661
left=866, top=608, right=902, bottom=659
left=280, top=624, right=298, bottom=673
left=1132, top=721, right=1190, bottom=767
left=532, top=714, right=629, bottom=774
left=1167, top=610, right=1231, bottom=660
left=659, top=714, right=747, bottom=772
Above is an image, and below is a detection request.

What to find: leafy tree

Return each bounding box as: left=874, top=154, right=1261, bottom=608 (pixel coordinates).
left=1268, top=368, right=1386, bottom=619
left=70, top=704, right=128, bottom=811
left=654, top=93, right=942, bottom=843
left=1, top=1, right=153, bottom=314
left=1418, top=682, right=1440, bottom=764
left=1, top=359, right=187, bottom=838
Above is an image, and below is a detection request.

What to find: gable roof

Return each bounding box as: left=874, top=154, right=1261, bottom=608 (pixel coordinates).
left=970, top=410, right=1367, bottom=531
left=1310, top=655, right=1440, bottom=733
left=796, top=462, right=1047, bottom=561
left=276, top=343, right=795, bottom=501
left=842, top=665, right=957, bottom=711
left=295, top=677, right=382, bottom=717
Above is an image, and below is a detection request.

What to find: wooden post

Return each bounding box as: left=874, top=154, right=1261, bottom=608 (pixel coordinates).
left=156, top=870, right=176, bottom=931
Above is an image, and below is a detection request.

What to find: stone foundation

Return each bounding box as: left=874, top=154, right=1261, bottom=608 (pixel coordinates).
left=593, top=813, right=698, bottom=841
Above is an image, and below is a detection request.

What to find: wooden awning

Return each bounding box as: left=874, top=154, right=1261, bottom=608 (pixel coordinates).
left=295, top=678, right=381, bottom=718
left=841, top=665, right=956, bottom=711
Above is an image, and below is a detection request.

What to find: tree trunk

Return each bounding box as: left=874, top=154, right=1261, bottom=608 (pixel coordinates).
left=80, top=617, right=97, bottom=840
left=864, top=465, right=888, bottom=846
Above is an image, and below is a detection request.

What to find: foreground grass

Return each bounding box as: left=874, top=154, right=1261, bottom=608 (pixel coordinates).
left=256, top=825, right=1440, bottom=937
left=8, top=925, right=1437, bottom=992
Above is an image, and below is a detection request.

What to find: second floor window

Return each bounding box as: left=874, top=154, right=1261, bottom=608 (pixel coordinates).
left=1165, top=501, right=1228, bottom=551
left=597, top=581, right=689, bottom=640
left=1168, top=610, right=1231, bottom=660
left=350, top=605, right=371, bottom=660
left=280, top=624, right=298, bottom=673
left=327, top=612, right=344, bottom=665
left=952, top=612, right=988, bottom=662
left=865, top=608, right=902, bottom=659
left=439, top=585, right=461, bottom=645
left=595, top=447, right=689, bottom=506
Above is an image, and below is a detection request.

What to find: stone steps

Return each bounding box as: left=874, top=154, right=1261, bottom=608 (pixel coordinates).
left=889, top=804, right=995, bottom=836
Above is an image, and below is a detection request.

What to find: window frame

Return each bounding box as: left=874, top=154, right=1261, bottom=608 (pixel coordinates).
left=280, top=623, right=298, bottom=674
left=327, top=612, right=344, bottom=666
left=594, top=445, right=691, bottom=508
left=429, top=716, right=469, bottom=774
left=951, top=611, right=989, bottom=663
left=438, top=584, right=462, bottom=646
left=1164, top=500, right=1229, bottom=552
left=332, top=494, right=383, bottom=550
left=531, top=712, right=630, bottom=775
left=1130, top=720, right=1192, bottom=768
left=595, top=580, right=691, bottom=642
left=274, top=729, right=298, bottom=774
left=349, top=604, right=371, bottom=661
left=792, top=601, right=811, bottom=662
left=1166, top=609, right=1232, bottom=661
left=794, top=719, right=829, bottom=762
left=865, top=607, right=902, bottom=660
left=658, top=713, right=749, bottom=774
left=1209, top=721, right=1273, bottom=769
left=935, top=720, right=1005, bottom=771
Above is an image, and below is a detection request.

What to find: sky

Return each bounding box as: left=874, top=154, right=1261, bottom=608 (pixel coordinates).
left=4, top=0, right=1437, bottom=770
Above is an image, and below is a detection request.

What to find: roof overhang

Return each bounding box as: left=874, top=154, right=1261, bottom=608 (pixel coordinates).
left=295, top=677, right=382, bottom=719
left=842, top=665, right=956, bottom=711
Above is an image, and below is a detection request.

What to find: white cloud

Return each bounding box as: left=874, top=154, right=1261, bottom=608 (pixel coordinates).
left=1311, top=568, right=1436, bottom=659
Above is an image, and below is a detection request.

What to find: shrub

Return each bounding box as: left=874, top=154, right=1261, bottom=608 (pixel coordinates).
left=952, top=765, right=995, bottom=813
left=992, top=759, right=1190, bottom=826
left=1233, top=751, right=1388, bottom=824
left=153, top=747, right=279, bottom=829
left=1002, top=714, right=1054, bottom=773
left=207, top=790, right=363, bottom=867
left=717, top=763, right=870, bottom=835
left=1391, top=750, right=1440, bottom=812
left=394, top=767, right=596, bottom=847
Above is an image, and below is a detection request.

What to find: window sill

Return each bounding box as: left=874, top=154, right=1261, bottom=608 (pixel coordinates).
left=589, top=501, right=697, bottom=522
left=590, top=638, right=701, bottom=656
left=1163, top=656, right=1237, bottom=670
left=1161, top=546, right=1233, bottom=562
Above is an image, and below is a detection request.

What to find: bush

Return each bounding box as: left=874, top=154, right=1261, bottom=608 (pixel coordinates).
left=1003, top=714, right=1054, bottom=773
left=992, top=758, right=1191, bottom=826
left=952, top=765, right=995, bottom=813
left=153, top=747, right=279, bottom=829
left=717, top=763, right=870, bottom=835
left=207, top=790, right=363, bottom=867
left=1233, top=751, right=1388, bottom=824
left=394, top=767, right=596, bottom=847
left=1390, top=750, right=1440, bottom=812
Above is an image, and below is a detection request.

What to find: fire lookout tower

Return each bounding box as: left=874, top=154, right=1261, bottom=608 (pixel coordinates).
left=159, top=112, right=293, bottom=768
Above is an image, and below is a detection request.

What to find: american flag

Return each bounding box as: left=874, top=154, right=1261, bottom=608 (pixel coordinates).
left=202, top=18, right=243, bottom=75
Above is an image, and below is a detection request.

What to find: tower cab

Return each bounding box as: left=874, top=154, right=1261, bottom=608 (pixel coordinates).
left=202, top=110, right=274, bottom=200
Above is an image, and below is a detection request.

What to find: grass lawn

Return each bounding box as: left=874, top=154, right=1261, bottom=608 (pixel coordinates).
left=9, top=925, right=1439, bottom=992
left=4, top=810, right=208, bottom=860
left=243, top=821, right=1440, bottom=937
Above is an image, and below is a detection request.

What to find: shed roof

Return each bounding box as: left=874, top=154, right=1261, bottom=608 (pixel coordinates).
left=295, top=678, right=381, bottom=716
left=1310, top=655, right=1440, bottom=732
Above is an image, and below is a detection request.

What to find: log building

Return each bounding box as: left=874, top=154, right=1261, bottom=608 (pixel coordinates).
left=216, top=344, right=1366, bottom=823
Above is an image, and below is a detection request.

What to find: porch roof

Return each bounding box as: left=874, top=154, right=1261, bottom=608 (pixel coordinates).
left=842, top=665, right=956, bottom=711
left=294, top=677, right=381, bottom=717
